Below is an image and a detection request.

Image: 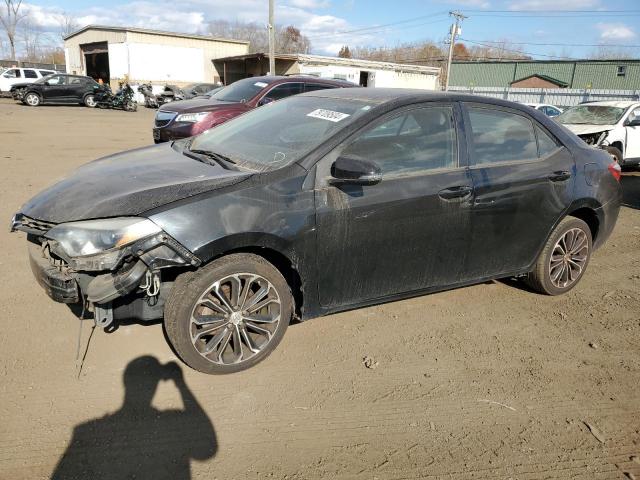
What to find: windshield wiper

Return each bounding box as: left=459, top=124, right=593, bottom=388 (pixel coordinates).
left=185, top=147, right=237, bottom=169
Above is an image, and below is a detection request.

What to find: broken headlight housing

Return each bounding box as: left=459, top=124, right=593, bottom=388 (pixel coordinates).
left=579, top=130, right=609, bottom=146
left=44, top=217, right=162, bottom=271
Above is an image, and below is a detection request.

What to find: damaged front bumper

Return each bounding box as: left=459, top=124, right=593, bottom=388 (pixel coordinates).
left=15, top=214, right=201, bottom=327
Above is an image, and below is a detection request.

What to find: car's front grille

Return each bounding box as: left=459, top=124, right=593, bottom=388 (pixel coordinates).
left=13, top=214, right=56, bottom=234
left=155, top=111, right=176, bottom=127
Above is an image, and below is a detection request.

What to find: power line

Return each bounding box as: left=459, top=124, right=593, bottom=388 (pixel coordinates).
left=463, top=40, right=640, bottom=48
left=305, top=12, right=448, bottom=40
left=464, top=9, right=640, bottom=13
left=459, top=38, right=575, bottom=59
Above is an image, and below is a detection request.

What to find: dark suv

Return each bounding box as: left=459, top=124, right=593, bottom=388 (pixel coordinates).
left=153, top=75, right=355, bottom=143
left=12, top=89, right=622, bottom=374
left=11, top=73, right=104, bottom=107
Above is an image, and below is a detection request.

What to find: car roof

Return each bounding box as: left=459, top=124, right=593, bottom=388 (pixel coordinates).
left=301, top=87, right=543, bottom=109
left=246, top=75, right=356, bottom=88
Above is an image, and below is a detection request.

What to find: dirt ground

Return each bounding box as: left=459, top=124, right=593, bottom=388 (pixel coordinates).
left=1, top=98, right=639, bottom=480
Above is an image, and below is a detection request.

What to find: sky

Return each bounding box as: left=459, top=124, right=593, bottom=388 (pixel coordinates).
left=12, top=0, right=640, bottom=58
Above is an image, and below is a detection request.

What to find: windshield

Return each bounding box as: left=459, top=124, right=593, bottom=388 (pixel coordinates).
left=212, top=77, right=272, bottom=103
left=189, top=95, right=373, bottom=171
left=203, top=86, right=223, bottom=97
left=557, top=105, right=627, bottom=125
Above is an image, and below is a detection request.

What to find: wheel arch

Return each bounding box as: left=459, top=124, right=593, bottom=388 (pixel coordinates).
left=195, top=234, right=306, bottom=320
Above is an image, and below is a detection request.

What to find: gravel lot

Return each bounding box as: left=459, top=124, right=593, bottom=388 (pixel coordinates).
left=1, top=98, right=639, bottom=479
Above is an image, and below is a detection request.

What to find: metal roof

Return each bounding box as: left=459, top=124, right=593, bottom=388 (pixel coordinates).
left=215, top=52, right=440, bottom=75
left=451, top=59, right=640, bottom=90
left=63, top=25, right=249, bottom=45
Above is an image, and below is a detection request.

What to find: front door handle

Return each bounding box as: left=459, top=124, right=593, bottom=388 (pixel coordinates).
left=438, top=185, right=472, bottom=201
left=548, top=170, right=571, bottom=182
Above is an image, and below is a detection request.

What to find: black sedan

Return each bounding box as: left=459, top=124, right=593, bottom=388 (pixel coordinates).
left=11, top=73, right=104, bottom=107
left=11, top=89, right=622, bottom=374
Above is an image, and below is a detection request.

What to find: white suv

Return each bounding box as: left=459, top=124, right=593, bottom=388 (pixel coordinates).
left=556, top=101, right=640, bottom=168
left=0, top=67, right=57, bottom=93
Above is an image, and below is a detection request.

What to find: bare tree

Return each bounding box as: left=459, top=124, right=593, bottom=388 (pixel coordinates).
left=0, top=0, right=27, bottom=60
left=58, top=11, right=79, bottom=40
left=208, top=19, right=311, bottom=54
left=20, top=15, right=41, bottom=61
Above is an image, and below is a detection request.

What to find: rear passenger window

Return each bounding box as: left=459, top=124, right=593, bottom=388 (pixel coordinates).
left=535, top=125, right=559, bottom=157
left=265, top=83, right=304, bottom=100
left=341, top=106, right=458, bottom=176
left=468, top=107, right=537, bottom=165
left=305, top=83, right=335, bottom=92
left=24, top=69, right=37, bottom=78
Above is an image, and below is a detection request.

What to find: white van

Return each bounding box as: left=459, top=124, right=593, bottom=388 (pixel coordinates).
left=0, top=67, right=57, bottom=93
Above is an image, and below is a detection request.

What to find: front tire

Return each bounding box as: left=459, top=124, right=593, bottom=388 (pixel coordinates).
left=24, top=92, right=40, bottom=106
left=84, top=94, right=97, bottom=107
left=164, top=253, right=293, bottom=374
left=525, top=217, right=592, bottom=295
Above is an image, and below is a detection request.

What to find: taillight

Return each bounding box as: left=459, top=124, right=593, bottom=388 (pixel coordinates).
left=608, top=162, right=621, bottom=182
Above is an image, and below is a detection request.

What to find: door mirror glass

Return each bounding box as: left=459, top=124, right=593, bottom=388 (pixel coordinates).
left=330, top=156, right=382, bottom=185
left=258, top=96, right=274, bottom=106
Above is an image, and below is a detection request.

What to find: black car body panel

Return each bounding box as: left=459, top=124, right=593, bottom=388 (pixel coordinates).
left=19, top=143, right=251, bottom=223
left=11, top=74, right=104, bottom=104
left=13, top=89, right=622, bottom=325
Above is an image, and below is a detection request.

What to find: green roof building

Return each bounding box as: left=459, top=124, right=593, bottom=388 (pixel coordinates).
left=450, top=59, right=640, bottom=90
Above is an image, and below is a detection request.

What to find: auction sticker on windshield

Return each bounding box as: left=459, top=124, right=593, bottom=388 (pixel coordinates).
left=307, top=109, right=351, bottom=122
left=254, top=82, right=268, bottom=88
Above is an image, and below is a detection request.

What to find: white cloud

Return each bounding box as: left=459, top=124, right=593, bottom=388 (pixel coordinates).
left=597, top=22, right=637, bottom=41
left=287, top=0, right=331, bottom=8
left=18, top=0, right=377, bottom=55
left=507, top=0, right=600, bottom=10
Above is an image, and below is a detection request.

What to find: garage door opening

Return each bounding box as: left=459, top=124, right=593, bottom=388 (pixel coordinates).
left=81, top=42, right=110, bottom=83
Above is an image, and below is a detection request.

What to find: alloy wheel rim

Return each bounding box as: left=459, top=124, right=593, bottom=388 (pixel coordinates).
left=189, top=273, right=281, bottom=365
left=26, top=94, right=38, bottom=106
left=86, top=95, right=96, bottom=107
left=549, top=228, right=589, bottom=288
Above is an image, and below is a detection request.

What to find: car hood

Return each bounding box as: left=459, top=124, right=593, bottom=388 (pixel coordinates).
left=159, top=97, right=245, bottom=114
left=561, top=124, right=616, bottom=135
left=18, top=143, right=252, bottom=224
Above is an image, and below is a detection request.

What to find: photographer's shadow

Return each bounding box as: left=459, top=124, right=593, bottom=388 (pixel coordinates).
left=52, top=356, right=216, bottom=480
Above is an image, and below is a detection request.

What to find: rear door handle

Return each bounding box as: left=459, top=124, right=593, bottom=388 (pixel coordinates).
left=438, top=185, right=473, bottom=201
left=548, top=170, right=571, bottom=182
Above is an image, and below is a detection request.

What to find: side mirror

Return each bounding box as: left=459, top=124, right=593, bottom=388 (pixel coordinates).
left=625, top=118, right=640, bottom=127
left=329, top=156, right=382, bottom=186
left=43, top=81, right=50, bottom=86
left=258, top=97, right=274, bottom=106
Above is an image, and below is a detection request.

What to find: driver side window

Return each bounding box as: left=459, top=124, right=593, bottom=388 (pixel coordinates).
left=47, top=75, right=66, bottom=85
left=340, top=105, right=458, bottom=176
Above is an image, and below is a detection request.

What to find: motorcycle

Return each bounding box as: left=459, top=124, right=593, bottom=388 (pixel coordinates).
left=137, top=83, right=159, bottom=108
left=156, top=84, right=186, bottom=106
left=95, top=82, right=138, bottom=112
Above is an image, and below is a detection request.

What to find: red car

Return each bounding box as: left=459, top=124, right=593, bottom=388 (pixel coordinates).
left=153, top=75, right=356, bottom=143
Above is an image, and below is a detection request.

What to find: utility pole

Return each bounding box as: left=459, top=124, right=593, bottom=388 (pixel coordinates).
left=444, top=10, right=466, bottom=91
left=268, top=0, right=276, bottom=75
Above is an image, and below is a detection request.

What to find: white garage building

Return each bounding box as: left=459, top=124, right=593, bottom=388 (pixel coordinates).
left=63, top=25, right=249, bottom=87
left=214, top=53, right=441, bottom=89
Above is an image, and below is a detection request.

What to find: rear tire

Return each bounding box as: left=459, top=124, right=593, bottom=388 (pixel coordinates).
left=164, top=253, right=293, bottom=374
left=525, top=217, right=592, bottom=295
left=24, top=92, right=40, bottom=107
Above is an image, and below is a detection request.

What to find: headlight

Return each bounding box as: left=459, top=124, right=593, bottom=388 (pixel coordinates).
left=45, top=217, right=162, bottom=257
left=175, top=112, right=210, bottom=123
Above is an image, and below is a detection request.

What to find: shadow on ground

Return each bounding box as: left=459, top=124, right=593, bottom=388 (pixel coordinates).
left=622, top=173, right=640, bottom=209
left=51, top=356, right=216, bottom=480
